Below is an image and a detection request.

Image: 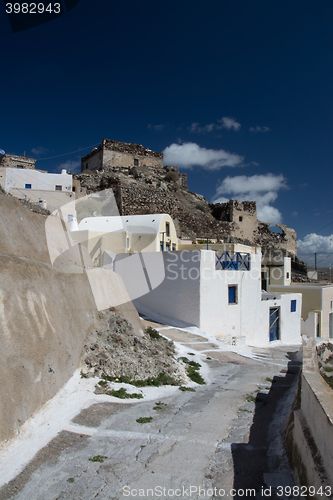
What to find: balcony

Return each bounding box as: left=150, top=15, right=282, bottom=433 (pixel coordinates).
left=215, top=251, right=250, bottom=271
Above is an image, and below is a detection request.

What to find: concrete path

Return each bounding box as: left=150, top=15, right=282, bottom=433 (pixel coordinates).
left=0, top=326, right=301, bottom=500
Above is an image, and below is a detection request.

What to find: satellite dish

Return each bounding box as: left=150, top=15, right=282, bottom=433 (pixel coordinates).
left=0, top=150, right=5, bottom=156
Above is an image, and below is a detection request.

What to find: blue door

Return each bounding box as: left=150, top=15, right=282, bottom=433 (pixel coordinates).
left=269, top=308, right=280, bottom=341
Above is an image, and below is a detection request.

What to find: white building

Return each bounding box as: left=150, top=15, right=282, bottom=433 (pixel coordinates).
left=0, top=167, right=74, bottom=214
left=71, top=214, right=178, bottom=267
left=114, top=248, right=302, bottom=347
left=270, top=282, right=333, bottom=341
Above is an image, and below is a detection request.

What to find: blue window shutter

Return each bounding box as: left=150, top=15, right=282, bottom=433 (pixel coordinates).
left=229, top=286, right=235, bottom=304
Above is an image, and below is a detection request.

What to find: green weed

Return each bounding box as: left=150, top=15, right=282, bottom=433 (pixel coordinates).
left=179, top=386, right=196, bottom=392
left=107, top=387, right=143, bottom=399
left=146, top=327, right=162, bottom=340
left=89, top=455, right=107, bottom=463
left=136, top=417, right=153, bottom=424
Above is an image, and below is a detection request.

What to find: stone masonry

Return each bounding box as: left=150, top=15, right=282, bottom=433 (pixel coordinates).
left=0, top=154, right=36, bottom=169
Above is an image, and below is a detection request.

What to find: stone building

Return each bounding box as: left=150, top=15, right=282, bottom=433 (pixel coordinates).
left=0, top=154, right=36, bottom=170
left=81, top=139, right=164, bottom=173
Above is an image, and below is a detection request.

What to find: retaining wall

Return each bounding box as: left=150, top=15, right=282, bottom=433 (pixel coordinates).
left=287, top=339, right=333, bottom=497
left=0, top=192, right=142, bottom=444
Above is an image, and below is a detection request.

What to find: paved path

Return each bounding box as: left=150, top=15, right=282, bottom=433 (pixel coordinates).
left=0, top=326, right=301, bottom=500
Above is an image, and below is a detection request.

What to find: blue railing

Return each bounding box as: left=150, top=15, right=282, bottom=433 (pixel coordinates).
left=215, top=251, right=250, bottom=271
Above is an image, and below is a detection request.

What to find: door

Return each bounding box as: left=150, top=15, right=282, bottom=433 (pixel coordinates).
left=329, top=313, right=333, bottom=339
left=269, top=307, right=280, bottom=341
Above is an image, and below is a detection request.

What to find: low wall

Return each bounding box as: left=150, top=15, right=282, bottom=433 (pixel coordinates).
left=287, top=339, right=333, bottom=497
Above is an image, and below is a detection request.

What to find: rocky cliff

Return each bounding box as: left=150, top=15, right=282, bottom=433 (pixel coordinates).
left=74, top=163, right=298, bottom=257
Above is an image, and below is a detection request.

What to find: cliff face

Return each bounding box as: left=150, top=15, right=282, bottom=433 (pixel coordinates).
left=74, top=164, right=297, bottom=256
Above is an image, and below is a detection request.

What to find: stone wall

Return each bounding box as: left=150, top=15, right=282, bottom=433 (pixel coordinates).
left=81, top=139, right=163, bottom=173
left=74, top=165, right=297, bottom=256
left=287, top=339, right=333, bottom=497
left=0, top=154, right=36, bottom=169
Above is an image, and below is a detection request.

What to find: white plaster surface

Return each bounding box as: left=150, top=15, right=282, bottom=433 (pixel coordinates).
left=116, top=250, right=302, bottom=347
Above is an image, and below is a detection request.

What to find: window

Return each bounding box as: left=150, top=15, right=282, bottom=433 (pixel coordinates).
left=55, top=185, right=62, bottom=191
left=134, top=158, right=139, bottom=166
left=228, top=285, right=237, bottom=304
left=331, top=300, right=333, bottom=310
left=166, top=222, right=170, bottom=237
left=166, top=243, right=170, bottom=252
left=160, top=241, right=164, bottom=251
left=72, top=186, right=76, bottom=192
left=239, top=216, right=243, bottom=222
left=25, top=183, right=31, bottom=189
left=172, top=244, right=176, bottom=251
left=17, top=165, right=24, bottom=169
left=286, top=272, right=290, bottom=279
left=291, top=300, right=297, bottom=312
left=126, top=236, right=130, bottom=251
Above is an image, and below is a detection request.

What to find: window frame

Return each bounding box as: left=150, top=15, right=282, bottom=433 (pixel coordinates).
left=228, top=285, right=238, bottom=305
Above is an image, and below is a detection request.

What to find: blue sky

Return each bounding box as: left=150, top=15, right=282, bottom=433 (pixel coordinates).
left=1, top=0, right=333, bottom=266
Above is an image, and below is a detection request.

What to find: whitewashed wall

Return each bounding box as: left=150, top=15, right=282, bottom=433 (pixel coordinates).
left=115, top=250, right=302, bottom=346
left=2, top=167, right=72, bottom=192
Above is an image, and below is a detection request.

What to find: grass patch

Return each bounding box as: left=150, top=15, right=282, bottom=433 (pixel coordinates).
left=89, top=455, right=107, bottom=463
left=101, top=371, right=180, bottom=388
left=266, top=377, right=273, bottom=382
left=153, top=401, right=167, bottom=410
left=80, top=372, right=88, bottom=378
left=206, top=357, right=212, bottom=360
left=323, top=366, right=333, bottom=373
left=186, top=365, right=205, bottom=385
left=136, top=417, right=153, bottom=424
left=188, top=361, right=201, bottom=369
left=98, top=380, right=107, bottom=386
left=179, top=386, right=196, bottom=392
left=67, top=478, right=75, bottom=483
left=246, top=394, right=265, bottom=404
left=146, top=326, right=162, bottom=340
left=321, top=372, right=333, bottom=390
left=133, top=372, right=179, bottom=387
left=188, top=352, right=195, bottom=356
left=178, top=356, right=190, bottom=363
left=107, top=387, right=143, bottom=399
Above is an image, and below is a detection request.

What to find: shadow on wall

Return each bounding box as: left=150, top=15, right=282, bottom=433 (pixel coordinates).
left=227, top=355, right=301, bottom=498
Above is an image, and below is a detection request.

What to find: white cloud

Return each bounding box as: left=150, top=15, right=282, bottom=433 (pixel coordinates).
left=216, top=174, right=287, bottom=195
left=188, top=116, right=241, bottom=134
left=249, top=126, right=271, bottom=133
left=56, top=159, right=81, bottom=173
left=188, top=122, right=215, bottom=134
left=148, top=124, right=165, bottom=131
left=212, top=173, right=288, bottom=224
left=218, top=116, right=241, bottom=131
left=297, top=233, right=333, bottom=267
left=163, top=142, right=244, bottom=170
left=31, top=146, right=49, bottom=156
